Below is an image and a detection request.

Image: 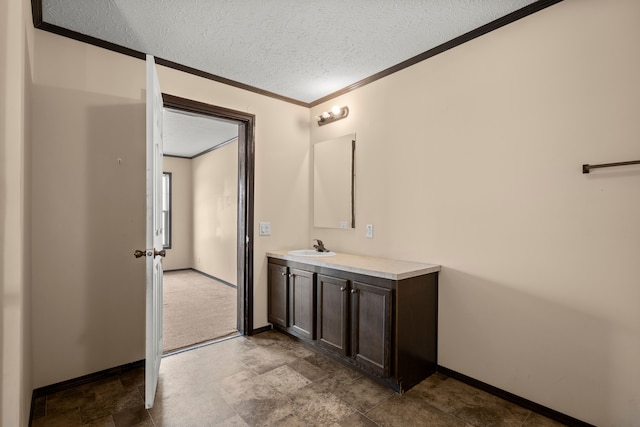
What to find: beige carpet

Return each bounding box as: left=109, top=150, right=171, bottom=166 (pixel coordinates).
left=163, top=270, right=238, bottom=353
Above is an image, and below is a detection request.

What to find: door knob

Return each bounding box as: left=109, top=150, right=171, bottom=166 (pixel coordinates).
left=134, top=249, right=166, bottom=258
left=134, top=249, right=151, bottom=258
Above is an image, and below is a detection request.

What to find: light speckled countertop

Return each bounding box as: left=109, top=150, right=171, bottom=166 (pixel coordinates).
left=267, top=250, right=440, bottom=280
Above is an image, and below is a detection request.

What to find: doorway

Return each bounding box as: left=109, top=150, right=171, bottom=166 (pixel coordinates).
left=161, top=94, right=254, bottom=352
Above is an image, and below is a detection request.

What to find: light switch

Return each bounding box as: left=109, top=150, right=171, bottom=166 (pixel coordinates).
left=259, top=222, right=271, bottom=236
left=366, top=224, right=374, bottom=238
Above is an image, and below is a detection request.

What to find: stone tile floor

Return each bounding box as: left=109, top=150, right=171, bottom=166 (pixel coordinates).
left=31, top=330, right=566, bottom=426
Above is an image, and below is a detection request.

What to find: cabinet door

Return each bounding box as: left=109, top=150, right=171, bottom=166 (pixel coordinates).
left=351, top=281, right=392, bottom=377
left=267, top=263, right=288, bottom=328
left=316, top=274, right=349, bottom=355
left=289, top=268, right=315, bottom=340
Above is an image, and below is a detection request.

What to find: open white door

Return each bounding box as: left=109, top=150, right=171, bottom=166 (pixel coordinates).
left=145, top=54, right=164, bottom=409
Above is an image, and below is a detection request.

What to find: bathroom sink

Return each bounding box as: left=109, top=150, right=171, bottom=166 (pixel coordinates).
left=288, top=249, right=336, bottom=257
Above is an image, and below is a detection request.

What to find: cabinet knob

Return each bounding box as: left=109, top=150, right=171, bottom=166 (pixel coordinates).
left=281, top=272, right=286, bottom=276
left=351, top=289, right=358, bottom=294
left=340, top=286, right=346, bottom=292
left=289, top=273, right=294, bottom=278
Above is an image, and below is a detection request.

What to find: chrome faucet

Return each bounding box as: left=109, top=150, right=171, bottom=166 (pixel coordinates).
left=313, top=239, right=329, bottom=252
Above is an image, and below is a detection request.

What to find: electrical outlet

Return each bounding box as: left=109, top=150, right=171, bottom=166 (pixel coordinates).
left=366, top=224, right=374, bottom=238
left=259, top=222, right=271, bottom=236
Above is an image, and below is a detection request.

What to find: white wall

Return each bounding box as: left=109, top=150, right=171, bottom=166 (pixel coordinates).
left=1, top=0, right=33, bottom=424
left=309, top=1, right=640, bottom=425
left=30, top=29, right=310, bottom=388
left=162, top=156, right=193, bottom=270
left=193, top=141, right=238, bottom=284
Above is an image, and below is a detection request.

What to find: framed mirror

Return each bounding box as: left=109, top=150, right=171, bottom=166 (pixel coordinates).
left=313, top=133, right=355, bottom=228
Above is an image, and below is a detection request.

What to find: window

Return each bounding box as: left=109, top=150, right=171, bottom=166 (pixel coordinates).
left=162, top=172, right=172, bottom=249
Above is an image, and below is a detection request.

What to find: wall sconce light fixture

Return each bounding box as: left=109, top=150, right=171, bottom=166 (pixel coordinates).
left=317, top=106, right=349, bottom=126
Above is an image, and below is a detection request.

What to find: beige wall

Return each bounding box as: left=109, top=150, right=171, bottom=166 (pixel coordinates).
left=31, top=34, right=148, bottom=388
left=163, top=144, right=239, bottom=284
left=193, top=141, right=238, bottom=284
left=30, top=29, right=310, bottom=387
left=310, top=1, right=640, bottom=425
left=156, top=65, right=312, bottom=329
left=162, top=156, right=193, bottom=270
left=31, top=92, right=146, bottom=383
left=25, top=0, right=639, bottom=424
left=1, top=0, right=33, bottom=424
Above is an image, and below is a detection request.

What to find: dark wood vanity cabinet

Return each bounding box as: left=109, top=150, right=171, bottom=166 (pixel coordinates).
left=316, top=274, right=349, bottom=355
left=268, top=256, right=439, bottom=393
left=289, top=268, right=315, bottom=340
left=350, top=281, right=392, bottom=377
left=316, top=275, right=391, bottom=377
left=267, top=263, right=288, bottom=328
left=267, top=263, right=316, bottom=340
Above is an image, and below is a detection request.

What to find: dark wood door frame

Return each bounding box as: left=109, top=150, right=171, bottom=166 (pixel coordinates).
left=162, top=93, right=255, bottom=335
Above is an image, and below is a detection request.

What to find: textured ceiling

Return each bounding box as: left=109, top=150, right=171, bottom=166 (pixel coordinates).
left=41, top=0, right=540, bottom=104
left=163, top=109, right=238, bottom=157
